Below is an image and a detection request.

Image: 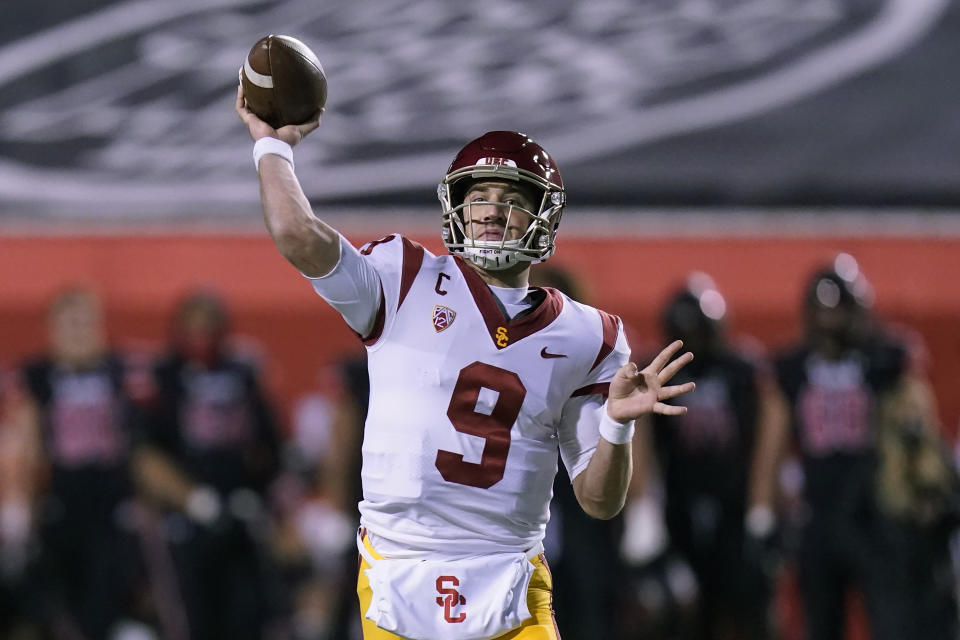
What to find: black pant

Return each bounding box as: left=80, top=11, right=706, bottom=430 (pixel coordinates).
left=550, top=470, right=620, bottom=640
left=797, top=515, right=910, bottom=640
left=889, top=519, right=958, bottom=640
left=33, top=499, right=143, bottom=639
left=166, top=514, right=269, bottom=640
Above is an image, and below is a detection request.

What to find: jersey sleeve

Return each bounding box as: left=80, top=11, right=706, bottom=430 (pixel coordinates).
left=557, top=394, right=606, bottom=480
left=571, top=312, right=630, bottom=398
left=304, top=235, right=412, bottom=343
left=868, top=337, right=908, bottom=393
left=139, top=360, right=183, bottom=455
left=558, top=311, right=631, bottom=480
left=302, top=233, right=385, bottom=338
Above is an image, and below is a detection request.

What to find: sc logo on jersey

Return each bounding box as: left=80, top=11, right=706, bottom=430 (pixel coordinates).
left=436, top=575, right=467, bottom=623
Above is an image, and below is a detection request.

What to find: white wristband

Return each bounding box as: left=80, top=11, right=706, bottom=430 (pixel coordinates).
left=253, top=137, right=295, bottom=173
left=745, top=505, right=776, bottom=538
left=598, top=403, right=635, bottom=444
left=185, top=486, right=222, bottom=526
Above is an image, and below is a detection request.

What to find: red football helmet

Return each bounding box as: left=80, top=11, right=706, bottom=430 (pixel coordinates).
left=438, top=131, right=565, bottom=270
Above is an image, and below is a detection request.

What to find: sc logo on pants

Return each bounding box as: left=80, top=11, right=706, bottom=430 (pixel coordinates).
left=435, top=575, right=467, bottom=623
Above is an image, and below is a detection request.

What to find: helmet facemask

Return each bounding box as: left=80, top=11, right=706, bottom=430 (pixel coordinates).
left=438, top=169, right=565, bottom=272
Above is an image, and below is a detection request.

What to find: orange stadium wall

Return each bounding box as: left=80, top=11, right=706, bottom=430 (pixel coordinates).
left=1, top=231, right=958, bottom=442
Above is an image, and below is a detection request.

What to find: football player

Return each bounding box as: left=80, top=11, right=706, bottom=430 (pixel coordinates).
left=133, top=291, right=281, bottom=640
left=772, top=255, right=940, bottom=640
left=17, top=287, right=146, bottom=639
left=236, top=86, right=695, bottom=640
left=629, top=274, right=788, bottom=640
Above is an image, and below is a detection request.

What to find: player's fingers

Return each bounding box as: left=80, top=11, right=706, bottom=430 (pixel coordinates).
left=644, top=340, right=683, bottom=374
left=658, top=381, right=695, bottom=401
left=615, top=362, right=640, bottom=381
left=300, top=115, right=322, bottom=135
left=653, top=402, right=687, bottom=416
left=658, top=351, right=694, bottom=384
left=235, top=84, right=245, bottom=113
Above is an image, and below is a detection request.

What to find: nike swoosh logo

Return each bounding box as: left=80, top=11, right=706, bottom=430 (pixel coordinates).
left=541, top=347, right=567, bottom=359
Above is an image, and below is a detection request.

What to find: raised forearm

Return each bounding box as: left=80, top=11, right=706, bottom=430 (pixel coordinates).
left=575, top=341, right=693, bottom=519
left=258, top=154, right=340, bottom=278
left=132, top=446, right=195, bottom=510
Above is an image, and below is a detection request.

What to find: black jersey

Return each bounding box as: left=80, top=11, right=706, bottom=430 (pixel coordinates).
left=652, top=346, right=763, bottom=558
left=654, top=348, right=761, bottom=511
left=147, top=353, right=279, bottom=495
left=774, top=336, right=905, bottom=513
left=20, top=354, right=135, bottom=517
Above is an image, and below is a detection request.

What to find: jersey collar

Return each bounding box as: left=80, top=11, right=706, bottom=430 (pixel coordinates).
left=453, top=256, right=564, bottom=350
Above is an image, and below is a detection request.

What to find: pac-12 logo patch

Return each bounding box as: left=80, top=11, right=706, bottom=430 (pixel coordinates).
left=432, top=305, right=456, bottom=332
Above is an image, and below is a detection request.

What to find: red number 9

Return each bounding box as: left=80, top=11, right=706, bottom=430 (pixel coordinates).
left=435, top=361, right=526, bottom=489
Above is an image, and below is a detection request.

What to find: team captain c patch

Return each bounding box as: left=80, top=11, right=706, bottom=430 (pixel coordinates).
left=432, top=305, right=456, bottom=332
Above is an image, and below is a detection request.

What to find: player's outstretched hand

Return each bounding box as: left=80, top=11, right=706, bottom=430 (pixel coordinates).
left=607, top=340, right=695, bottom=423
left=235, top=84, right=322, bottom=147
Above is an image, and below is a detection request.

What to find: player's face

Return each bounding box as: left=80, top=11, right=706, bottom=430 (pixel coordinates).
left=176, top=300, right=226, bottom=363
left=461, top=181, right=536, bottom=243
left=807, top=303, right=861, bottom=354
left=49, top=294, right=105, bottom=366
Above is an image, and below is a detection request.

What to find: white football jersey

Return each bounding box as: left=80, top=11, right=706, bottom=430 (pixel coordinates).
left=325, top=235, right=629, bottom=555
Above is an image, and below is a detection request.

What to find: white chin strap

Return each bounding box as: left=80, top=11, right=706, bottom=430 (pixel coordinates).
left=462, top=242, right=536, bottom=271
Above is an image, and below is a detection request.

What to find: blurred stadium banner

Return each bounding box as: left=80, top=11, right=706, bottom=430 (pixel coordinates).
left=0, top=0, right=958, bottom=218
left=1, top=217, right=958, bottom=438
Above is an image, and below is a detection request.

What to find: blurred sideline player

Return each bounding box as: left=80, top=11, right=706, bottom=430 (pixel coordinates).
left=771, top=254, right=957, bottom=640
left=0, top=363, right=41, bottom=639
left=18, top=287, right=147, bottom=639
left=236, top=86, right=696, bottom=640
left=133, top=291, right=281, bottom=640
left=873, top=346, right=960, bottom=640
left=623, top=274, right=788, bottom=640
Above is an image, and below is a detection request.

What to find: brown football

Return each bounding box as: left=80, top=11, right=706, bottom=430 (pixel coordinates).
left=240, top=35, right=327, bottom=129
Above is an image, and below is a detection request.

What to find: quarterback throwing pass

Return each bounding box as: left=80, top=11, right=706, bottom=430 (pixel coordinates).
left=236, top=86, right=695, bottom=640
